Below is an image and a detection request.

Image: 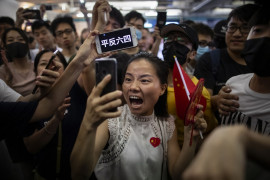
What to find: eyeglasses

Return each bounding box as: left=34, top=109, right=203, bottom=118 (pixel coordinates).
left=55, top=29, right=73, bottom=37
left=164, top=36, right=191, bottom=46
left=225, top=25, right=250, bottom=34
left=199, top=40, right=215, bottom=48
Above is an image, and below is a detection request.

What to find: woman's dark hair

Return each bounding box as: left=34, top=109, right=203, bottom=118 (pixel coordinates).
left=2, top=27, right=29, bottom=47
left=109, top=52, right=131, bottom=84
left=0, top=16, right=15, bottom=27
left=34, top=49, right=67, bottom=73
left=122, top=52, right=169, bottom=118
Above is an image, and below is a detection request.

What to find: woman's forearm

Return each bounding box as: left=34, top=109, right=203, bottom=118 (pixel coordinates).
left=172, top=137, right=198, bottom=180
left=71, top=115, right=98, bottom=180
left=32, top=60, right=84, bottom=122
left=24, top=116, right=60, bottom=153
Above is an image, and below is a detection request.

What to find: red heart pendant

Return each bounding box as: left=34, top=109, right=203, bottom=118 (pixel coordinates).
left=150, top=137, right=160, bottom=147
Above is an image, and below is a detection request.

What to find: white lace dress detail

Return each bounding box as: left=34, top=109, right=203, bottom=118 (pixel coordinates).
left=94, top=104, right=175, bottom=180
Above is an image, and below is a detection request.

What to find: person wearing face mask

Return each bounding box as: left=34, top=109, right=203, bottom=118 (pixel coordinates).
left=217, top=6, right=270, bottom=180
left=194, top=4, right=260, bottom=125
left=183, top=7, right=270, bottom=180
left=191, top=23, right=214, bottom=60
left=189, top=23, right=214, bottom=74
left=219, top=7, right=270, bottom=144
left=161, top=23, right=218, bottom=147
left=0, top=27, right=35, bottom=96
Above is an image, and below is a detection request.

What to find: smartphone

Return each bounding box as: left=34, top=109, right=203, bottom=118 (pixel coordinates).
left=95, top=58, right=118, bottom=97
left=156, top=11, right=167, bottom=30
left=24, top=9, right=41, bottom=19
left=95, top=27, right=138, bottom=54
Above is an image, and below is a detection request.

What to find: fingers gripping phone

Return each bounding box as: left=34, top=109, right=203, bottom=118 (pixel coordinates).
left=24, top=9, right=41, bottom=19
left=32, top=50, right=59, bottom=94
left=95, top=58, right=118, bottom=111
left=95, top=58, right=118, bottom=96
left=95, top=27, right=138, bottom=54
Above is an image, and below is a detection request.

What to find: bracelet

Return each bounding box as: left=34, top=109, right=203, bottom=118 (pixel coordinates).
left=44, top=122, right=56, bottom=135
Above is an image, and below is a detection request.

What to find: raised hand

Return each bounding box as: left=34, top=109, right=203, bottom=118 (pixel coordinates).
left=184, top=104, right=207, bottom=144
left=84, top=74, right=122, bottom=129
left=91, top=0, right=111, bottom=31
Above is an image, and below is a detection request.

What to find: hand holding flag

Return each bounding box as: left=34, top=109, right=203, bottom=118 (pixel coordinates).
left=172, top=56, right=206, bottom=145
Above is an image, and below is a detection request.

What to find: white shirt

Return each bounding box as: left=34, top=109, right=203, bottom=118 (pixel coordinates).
left=95, top=104, right=175, bottom=180
left=221, top=73, right=270, bottom=135
left=0, top=79, right=20, bottom=102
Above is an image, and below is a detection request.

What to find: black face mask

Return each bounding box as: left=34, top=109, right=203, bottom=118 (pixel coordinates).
left=162, top=41, right=190, bottom=69
left=6, top=42, right=29, bottom=59
left=242, top=37, right=270, bottom=77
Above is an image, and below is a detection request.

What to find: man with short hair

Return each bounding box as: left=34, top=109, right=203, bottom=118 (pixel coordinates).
left=194, top=4, right=260, bottom=116
left=91, top=1, right=125, bottom=33
left=161, top=23, right=217, bottom=147
left=32, top=20, right=60, bottom=52
left=104, top=6, right=125, bottom=32
left=51, top=16, right=78, bottom=62
left=138, top=28, right=154, bottom=52
left=124, top=10, right=145, bottom=30
left=189, top=23, right=214, bottom=73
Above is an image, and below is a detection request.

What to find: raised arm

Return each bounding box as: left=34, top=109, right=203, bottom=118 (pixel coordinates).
left=30, top=31, right=99, bottom=122
left=23, top=97, right=70, bottom=154
left=168, top=106, right=207, bottom=180
left=71, top=75, right=122, bottom=180
left=90, top=0, right=111, bottom=32
left=151, top=26, right=162, bottom=56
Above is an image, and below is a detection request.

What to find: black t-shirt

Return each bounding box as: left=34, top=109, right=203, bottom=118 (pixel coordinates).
left=0, top=101, right=38, bottom=141
left=36, top=81, right=90, bottom=180
left=194, top=48, right=252, bottom=95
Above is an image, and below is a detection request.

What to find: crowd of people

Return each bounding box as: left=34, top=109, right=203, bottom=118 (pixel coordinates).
left=0, top=0, right=269, bottom=180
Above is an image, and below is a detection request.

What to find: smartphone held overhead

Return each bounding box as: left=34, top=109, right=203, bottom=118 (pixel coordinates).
left=95, top=27, right=138, bottom=54
left=23, top=9, right=41, bottom=19
left=156, top=11, right=167, bottom=31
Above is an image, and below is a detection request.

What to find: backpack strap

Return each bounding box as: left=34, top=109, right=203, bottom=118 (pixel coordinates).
left=210, top=49, right=221, bottom=78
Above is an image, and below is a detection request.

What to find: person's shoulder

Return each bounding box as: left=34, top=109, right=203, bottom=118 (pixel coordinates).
left=226, top=73, right=253, bottom=85
left=199, top=51, right=211, bottom=62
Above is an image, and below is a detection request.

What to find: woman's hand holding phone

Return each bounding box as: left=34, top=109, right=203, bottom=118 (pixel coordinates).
left=34, top=61, right=62, bottom=98
left=85, top=74, right=122, bottom=129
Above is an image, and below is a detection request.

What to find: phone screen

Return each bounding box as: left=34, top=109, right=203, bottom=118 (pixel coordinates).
left=97, top=28, right=136, bottom=53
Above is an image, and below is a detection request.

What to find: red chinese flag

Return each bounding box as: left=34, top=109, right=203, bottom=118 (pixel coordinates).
left=172, top=62, right=206, bottom=121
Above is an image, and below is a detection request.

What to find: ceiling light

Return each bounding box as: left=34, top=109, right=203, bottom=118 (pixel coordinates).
left=213, top=8, right=232, bottom=15
left=167, top=9, right=182, bottom=16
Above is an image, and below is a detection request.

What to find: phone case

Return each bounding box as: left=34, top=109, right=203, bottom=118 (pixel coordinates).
left=95, top=27, right=138, bottom=54
left=157, top=11, right=167, bottom=30
left=95, top=58, right=118, bottom=97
